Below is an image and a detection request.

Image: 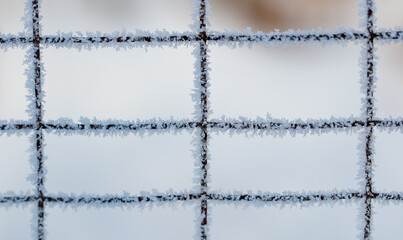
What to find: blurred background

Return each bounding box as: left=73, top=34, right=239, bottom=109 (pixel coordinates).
left=0, top=0, right=403, bottom=239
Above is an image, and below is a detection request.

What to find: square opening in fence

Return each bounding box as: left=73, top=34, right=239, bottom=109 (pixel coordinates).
left=376, top=0, right=403, bottom=29
left=373, top=201, right=403, bottom=239
left=46, top=203, right=196, bottom=240
left=0, top=204, right=34, bottom=240
left=45, top=132, right=195, bottom=194
left=208, top=0, right=360, bottom=32
left=209, top=130, right=359, bottom=193
left=375, top=42, right=403, bottom=118
left=209, top=43, right=362, bottom=120
left=373, top=129, right=403, bottom=192
left=0, top=48, right=29, bottom=120
left=42, top=46, right=195, bottom=122
left=209, top=201, right=360, bottom=240
left=41, top=0, right=193, bottom=34
left=0, top=0, right=26, bottom=34
left=0, top=133, right=33, bottom=193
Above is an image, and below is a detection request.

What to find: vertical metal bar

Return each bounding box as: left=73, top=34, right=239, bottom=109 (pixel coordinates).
left=32, top=0, right=45, bottom=239
left=364, top=128, right=374, bottom=240
left=364, top=0, right=375, bottom=239
left=365, top=0, right=375, bottom=122
left=198, top=0, right=209, bottom=239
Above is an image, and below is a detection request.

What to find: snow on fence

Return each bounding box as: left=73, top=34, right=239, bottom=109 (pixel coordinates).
left=0, top=0, right=403, bottom=239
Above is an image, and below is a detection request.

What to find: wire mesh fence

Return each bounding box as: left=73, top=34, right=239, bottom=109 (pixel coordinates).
left=0, top=0, right=403, bottom=239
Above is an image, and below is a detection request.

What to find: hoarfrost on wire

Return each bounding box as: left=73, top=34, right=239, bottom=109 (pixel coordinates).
left=0, top=0, right=402, bottom=239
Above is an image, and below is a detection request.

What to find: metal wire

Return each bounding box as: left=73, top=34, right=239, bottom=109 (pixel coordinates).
left=1, top=0, right=403, bottom=239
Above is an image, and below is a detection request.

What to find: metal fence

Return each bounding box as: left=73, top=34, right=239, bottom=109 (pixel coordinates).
left=1, top=0, right=403, bottom=239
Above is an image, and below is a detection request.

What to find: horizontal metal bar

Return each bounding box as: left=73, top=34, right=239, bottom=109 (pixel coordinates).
left=375, top=31, right=403, bottom=40
left=0, top=196, right=37, bottom=203
left=376, top=193, right=403, bottom=201
left=3, top=192, right=402, bottom=204
left=208, top=32, right=368, bottom=42
left=43, top=122, right=199, bottom=130
left=45, top=194, right=201, bottom=203
left=0, top=37, right=32, bottom=44
left=41, top=34, right=199, bottom=44
left=209, top=119, right=403, bottom=130
left=208, top=192, right=364, bottom=202
left=1, top=120, right=403, bottom=132
left=0, top=124, right=34, bottom=130
left=0, top=194, right=201, bottom=204
left=1, top=31, right=402, bottom=45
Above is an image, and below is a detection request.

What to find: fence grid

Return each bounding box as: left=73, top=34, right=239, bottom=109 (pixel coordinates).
left=0, top=0, right=403, bottom=239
